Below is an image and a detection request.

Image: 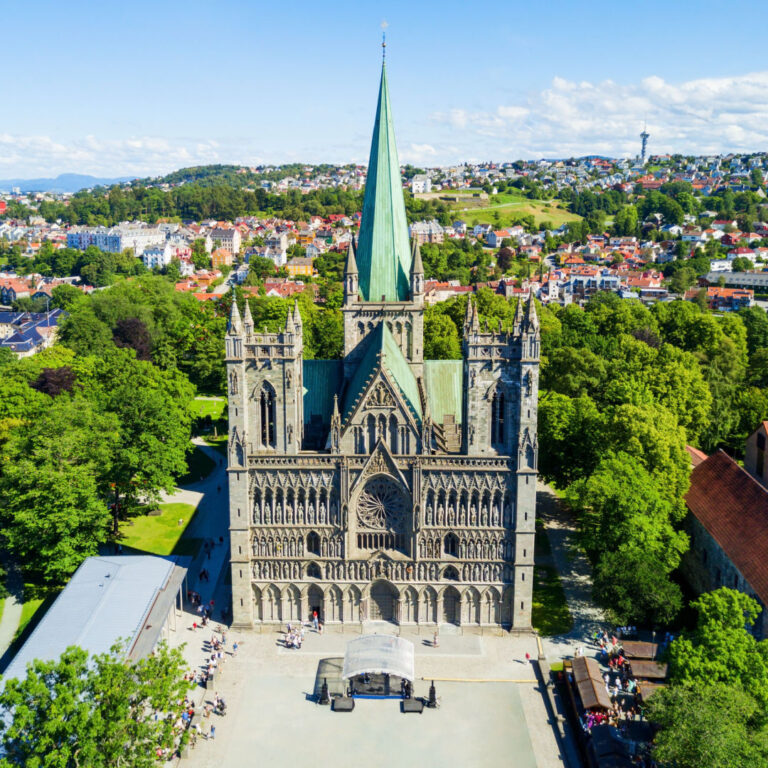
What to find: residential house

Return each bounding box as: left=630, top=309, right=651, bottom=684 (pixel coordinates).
left=209, top=226, right=242, bottom=255
left=211, top=248, right=233, bottom=270
left=703, top=286, right=754, bottom=311
left=285, top=257, right=316, bottom=278
left=142, top=242, right=173, bottom=270
left=0, top=308, right=66, bottom=357
left=410, top=220, right=445, bottom=244
left=486, top=230, right=510, bottom=249
left=411, top=174, right=431, bottom=194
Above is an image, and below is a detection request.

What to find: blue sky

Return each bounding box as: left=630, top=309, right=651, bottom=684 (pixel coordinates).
left=3, top=0, right=768, bottom=177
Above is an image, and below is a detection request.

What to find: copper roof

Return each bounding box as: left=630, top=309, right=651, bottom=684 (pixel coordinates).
left=686, top=450, right=768, bottom=603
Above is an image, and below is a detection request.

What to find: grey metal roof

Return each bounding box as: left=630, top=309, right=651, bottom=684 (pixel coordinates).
left=2, top=555, right=187, bottom=683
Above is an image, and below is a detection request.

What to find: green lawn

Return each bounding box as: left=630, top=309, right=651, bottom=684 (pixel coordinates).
left=190, top=397, right=227, bottom=421
left=532, top=565, right=573, bottom=637
left=119, top=502, right=201, bottom=557
left=535, top=518, right=553, bottom=559
left=178, top=443, right=216, bottom=485
left=204, top=434, right=228, bottom=456
left=14, top=596, right=46, bottom=642
left=458, top=199, right=580, bottom=229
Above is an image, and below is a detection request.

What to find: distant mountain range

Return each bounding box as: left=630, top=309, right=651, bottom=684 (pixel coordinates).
left=0, top=173, right=136, bottom=194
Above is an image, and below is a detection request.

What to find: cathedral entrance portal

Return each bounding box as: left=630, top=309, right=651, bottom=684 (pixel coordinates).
left=370, top=579, right=398, bottom=622
left=443, top=586, right=460, bottom=625
left=308, top=584, right=323, bottom=622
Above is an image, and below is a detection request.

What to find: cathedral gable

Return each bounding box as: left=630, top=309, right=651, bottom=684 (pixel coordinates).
left=350, top=439, right=410, bottom=495
left=340, top=370, right=420, bottom=443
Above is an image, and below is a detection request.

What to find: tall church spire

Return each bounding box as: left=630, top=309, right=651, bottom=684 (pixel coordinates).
left=355, top=61, right=412, bottom=302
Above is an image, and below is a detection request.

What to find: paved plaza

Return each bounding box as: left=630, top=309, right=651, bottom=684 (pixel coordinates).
left=155, top=459, right=574, bottom=768
left=172, top=622, right=565, bottom=768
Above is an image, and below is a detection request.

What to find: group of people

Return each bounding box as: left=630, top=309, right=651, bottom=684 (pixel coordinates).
left=284, top=622, right=306, bottom=649
left=573, top=627, right=653, bottom=738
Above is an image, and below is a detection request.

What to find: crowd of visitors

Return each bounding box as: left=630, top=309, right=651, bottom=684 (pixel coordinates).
left=283, top=611, right=327, bottom=648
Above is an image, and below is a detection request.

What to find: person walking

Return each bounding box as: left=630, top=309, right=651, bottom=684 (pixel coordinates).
left=312, top=610, right=319, bottom=631
left=210, top=725, right=215, bottom=740
left=433, top=631, right=439, bottom=648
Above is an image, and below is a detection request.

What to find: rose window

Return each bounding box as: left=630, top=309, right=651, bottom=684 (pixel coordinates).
left=357, top=476, right=409, bottom=531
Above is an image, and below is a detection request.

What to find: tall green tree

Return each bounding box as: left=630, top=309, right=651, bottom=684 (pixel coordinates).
left=0, top=395, right=119, bottom=584
left=0, top=642, right=191, bottom=768
left=647, top=681, right=768, bottom=768
left=669, top=589, right=768, bottom=709
left=95, top=351, right=194, bottom=532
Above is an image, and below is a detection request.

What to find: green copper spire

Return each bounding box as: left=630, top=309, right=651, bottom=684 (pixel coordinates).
left=356, top=63, right=412, bottom=302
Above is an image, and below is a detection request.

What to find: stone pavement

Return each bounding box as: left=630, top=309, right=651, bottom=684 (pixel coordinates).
left=159, top=463, right=578, bottom=767
left=171, top=625, right=566, bottom=768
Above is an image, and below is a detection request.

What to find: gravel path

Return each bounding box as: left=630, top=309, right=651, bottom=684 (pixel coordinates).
left=0, top=567, right=24, bottom=667
left=537, top=482, right=605, bottom=661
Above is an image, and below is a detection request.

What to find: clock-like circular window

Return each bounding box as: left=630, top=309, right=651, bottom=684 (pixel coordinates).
left=357, top=476, right=409, bottom=531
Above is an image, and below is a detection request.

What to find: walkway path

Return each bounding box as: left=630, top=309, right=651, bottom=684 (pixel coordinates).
left=0, top=567, right=24, bottom=664
left=536, top=482, right=605, bottom=661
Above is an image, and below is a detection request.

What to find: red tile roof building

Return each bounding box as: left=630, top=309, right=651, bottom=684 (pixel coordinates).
left=684, top=449, right=768, bottom=638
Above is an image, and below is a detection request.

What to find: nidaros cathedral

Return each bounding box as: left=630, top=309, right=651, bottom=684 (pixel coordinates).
left=226, top=60, right=540, bottom=632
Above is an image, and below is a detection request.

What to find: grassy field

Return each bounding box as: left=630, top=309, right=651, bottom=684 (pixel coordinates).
left=190, top=397, right=227, bottom=421
left=14, top=596, right=46, bottom=642
left=532, top=564, right=573, bottom=637
left=532, top=518, right=572, bottom=636
left=119, top=502, right=201, bottom=557
left=457, top=199, right=580, bottom=229
left=204, top=434, right=228, bottom=456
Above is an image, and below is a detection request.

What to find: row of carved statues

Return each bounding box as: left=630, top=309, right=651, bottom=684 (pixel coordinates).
left=250, top=498, right=516, bottom=529
left=250, top=531, right=514, bottom=561
left=251, top=559, right=511, bottom=583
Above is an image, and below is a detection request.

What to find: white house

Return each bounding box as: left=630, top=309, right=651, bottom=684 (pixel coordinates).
left=411, top=174, right=432, bottom=194
left=142, top=242, right=173, bottom=270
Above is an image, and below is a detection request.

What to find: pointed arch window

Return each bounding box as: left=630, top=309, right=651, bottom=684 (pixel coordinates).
left=307, top=531, right=321, bottom=556
left=260, top=382, right=276, bottom=448
left=444, top=532, right=459, bottom=557
left=491, top=389, right=505, bottom=447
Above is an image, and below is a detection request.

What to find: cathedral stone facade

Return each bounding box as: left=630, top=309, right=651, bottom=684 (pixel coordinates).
left=226, top=63, right=540, bottom=631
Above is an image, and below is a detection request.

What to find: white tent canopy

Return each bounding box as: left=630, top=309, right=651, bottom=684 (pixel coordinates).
left=342, top=634, right=415, bottom=682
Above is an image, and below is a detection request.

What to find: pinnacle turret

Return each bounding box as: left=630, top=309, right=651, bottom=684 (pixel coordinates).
left=524, top=296, right=539, bottom=333
left=410, top=238, right=424, bottom=276
left=228, top=298, right=242, bottom=336
left=243, top=298, right=254, bottom=336
left=513, top=296, right=525, bottom=332
left=345, top=238, right=358, bottom=274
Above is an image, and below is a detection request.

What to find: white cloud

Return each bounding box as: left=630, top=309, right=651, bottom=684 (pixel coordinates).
left=0, top=134, right=229, bottom=178
left=5, top=69, right=768, bottom=176
left=427, top=70, right=768, bottom=160
left=400, top=143, right=437, bottom=163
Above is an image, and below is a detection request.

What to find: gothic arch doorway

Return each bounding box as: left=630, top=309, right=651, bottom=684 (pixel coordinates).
left=442, top=586, right=460, bottom=625
left=370, top=579, right=398, bottom=622
left=307, top=584, right=323, bottom=622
